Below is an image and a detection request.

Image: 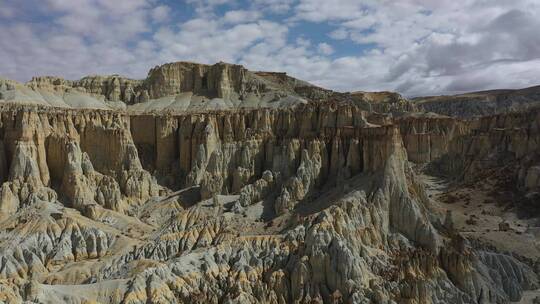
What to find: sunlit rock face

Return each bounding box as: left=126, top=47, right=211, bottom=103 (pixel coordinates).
left=1, top=61, right=340, bottom=112
left=0, top=62, right=539, bottom=304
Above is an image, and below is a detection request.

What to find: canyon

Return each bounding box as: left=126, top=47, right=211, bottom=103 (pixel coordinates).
left=0, top=61, right=539, bottom=304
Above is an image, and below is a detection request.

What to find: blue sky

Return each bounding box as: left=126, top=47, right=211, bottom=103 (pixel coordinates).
left=1, top=0, right=540, bottom=96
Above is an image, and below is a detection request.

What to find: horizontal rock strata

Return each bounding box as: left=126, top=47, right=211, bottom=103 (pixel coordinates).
left=0, top=91, right=539, bottom=303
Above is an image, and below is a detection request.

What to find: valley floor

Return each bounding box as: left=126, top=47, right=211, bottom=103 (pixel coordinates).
left=419, top=167, right=540, bottom=304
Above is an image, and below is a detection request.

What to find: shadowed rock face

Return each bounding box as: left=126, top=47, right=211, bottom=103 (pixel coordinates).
left=413, top=85, right=540, bottom=118
left=398, top=108, right=540, bottom=185
left=0, top=63, right=540, bottom=304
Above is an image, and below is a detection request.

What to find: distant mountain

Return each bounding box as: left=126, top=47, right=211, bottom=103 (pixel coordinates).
left=413, top=85, right=540, bottom=118
left=0, top=61, right=334, bottom=112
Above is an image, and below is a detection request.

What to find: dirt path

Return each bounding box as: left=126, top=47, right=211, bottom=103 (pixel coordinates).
left=417, top=168, right=540, bottom=260
left=417, top=169, right=540, bottom=302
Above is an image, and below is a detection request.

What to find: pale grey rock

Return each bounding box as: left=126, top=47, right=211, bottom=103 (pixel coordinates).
left=0, top=68, right=538, bottom=304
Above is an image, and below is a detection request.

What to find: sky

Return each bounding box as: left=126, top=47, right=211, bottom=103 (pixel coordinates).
left=1, top=0, right=540, bottom=97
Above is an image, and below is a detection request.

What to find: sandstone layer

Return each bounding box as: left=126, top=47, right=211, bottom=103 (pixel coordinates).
left=0, top=62, right=539, bottom=304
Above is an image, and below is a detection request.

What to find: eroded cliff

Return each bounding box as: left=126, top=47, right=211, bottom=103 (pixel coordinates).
left=0, top=99, right=537, bottom=303
left=0, top=61, right=540, bottom=303
left=1, top=62, right=334, bottom=112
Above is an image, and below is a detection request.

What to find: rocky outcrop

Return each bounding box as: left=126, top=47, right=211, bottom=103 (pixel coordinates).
left=397, top=115, right=468, bottom=163
left=75, top=76, right=142, bottom=103
left=414, top=85, right=540, bottom=118
left=397, top=108, right=540, bottom=182
left=0, top=101, right=535, bottom=303
left=27, top=75, right=142, bottom=103
left=1, top=63, right=540, bottom=303
left=140, top=62, right=259, bottom=101
left=524, top=166, right=540, bottom=190
left=0, top=106, right=161, bottom=218
left=129, top=102, right=403, bottom=197
left=351, top=91, right=418, bottom=114
left=2, top=62, right=327, bottom=111
left=412, top=108, right=540, bottom=183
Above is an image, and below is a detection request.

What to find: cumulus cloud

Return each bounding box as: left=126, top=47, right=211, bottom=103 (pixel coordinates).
left=153, top=17, right=288, bottom=65
left=328, top=28, right=349, bottom=40
left=317, top=43, right=334, bottom=55
left=151, top=5, right=171, bottom=23
left=293, top=0, right=366, bottom=22
left=0, top=5, right=15, bottom=18
left=251, top=0, right=295, bottom=13
left=1, top=0, right=539, bottom=97
left=291, top=0, right=540, bottom=95
left=222, top=10, right=262, bottom=24
left=186, top=0, right=232, bottom=16
left=0, top=0, right=160, bottom=80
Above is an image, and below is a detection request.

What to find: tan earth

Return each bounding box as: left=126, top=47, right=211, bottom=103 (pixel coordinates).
left=0, top=61, right=539, bottom=303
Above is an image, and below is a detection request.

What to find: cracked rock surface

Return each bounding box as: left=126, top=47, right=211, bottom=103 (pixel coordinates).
left=0, top=62, right=539, bottom=304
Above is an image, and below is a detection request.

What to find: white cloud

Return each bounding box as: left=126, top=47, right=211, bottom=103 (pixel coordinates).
left=290, top=0, right=540, bottom=95
left=328, top=28, right=348, bottom=40
left=317, top=43, right=334, bottom=55
left=222, top=10, right=262, bottom=24
left=153, top=18, right=289, bottom=65
left=151, top=5, right=171, bottom=23
left=186, top=0, right=233, bottom=16
left=293, top=0, right=366, bottom=22
left=0, top=5, right=15, bottom=18
left=0, top=0, right=160, bottom=81
left=296, top=37, right=311, bottom=48
left=1, top=0, right=540, bottom=98
left=251, top=0, right=295, bottom=13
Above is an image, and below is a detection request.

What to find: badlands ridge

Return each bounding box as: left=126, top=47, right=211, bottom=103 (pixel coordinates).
left=0, top=62, right=540, bottom=303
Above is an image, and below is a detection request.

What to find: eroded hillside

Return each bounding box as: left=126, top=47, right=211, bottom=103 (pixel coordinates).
left=0, top=62, right=539, bottom=304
